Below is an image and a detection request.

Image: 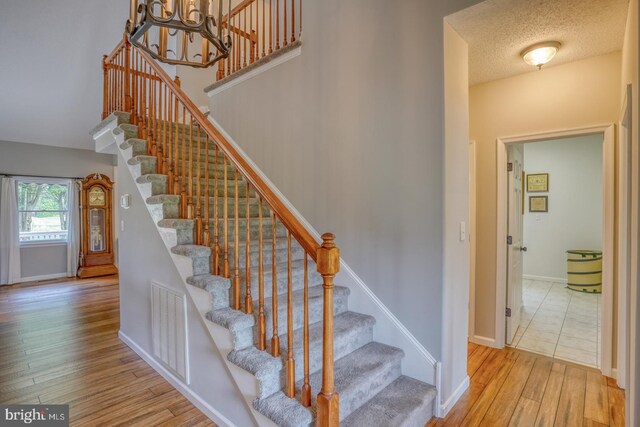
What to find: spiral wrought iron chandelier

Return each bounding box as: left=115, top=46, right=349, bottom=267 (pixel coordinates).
left=127, top=0, right=232, bottom=68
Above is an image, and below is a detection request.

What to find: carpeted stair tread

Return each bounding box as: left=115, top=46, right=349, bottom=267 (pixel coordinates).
left=128, top=154, right=156, bottom=165
left=206, top=307, right=255, bottom=332
left=171, top=244, right=211, bottom=258
left=136, top=173, right=167, bottom=184
left=263, top=285, right=350, bottom=321
left=277, top=311, right=375, bottom=384
left=120, top=137, right=145, bottom=151
left=341, top=376, right=436, bottom=427
left=158, top=218, right=194, bottom=230
left=239, top=259, right=321, bottom=299
left=252, top=391, right=313, bottom=427
left=306, top=341, right=404, bottom=421
left=227, top=346, right=283, bottom=379
left=147, top=194, right=180, bottom=205
left=281, top=311, right=374, bottom=355
left=187, top=274, right=230, bottom=291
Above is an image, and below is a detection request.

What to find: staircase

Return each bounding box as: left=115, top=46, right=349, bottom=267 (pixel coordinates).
left=100, top=36, right=437, bottom=427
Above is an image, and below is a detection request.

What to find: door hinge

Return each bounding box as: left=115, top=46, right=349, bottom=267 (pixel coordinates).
left=507, top=162, right=513, bottom=172
left=507, top=235, right=513, bottom=245
left=506, top=307, right=512, bottom=317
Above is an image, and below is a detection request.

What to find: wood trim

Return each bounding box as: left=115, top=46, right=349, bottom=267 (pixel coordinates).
left=469, top=140, right=477, bottom=339
left=616, top=84, right=632, bottom=390
left=132, top=45, right=321, bottom=260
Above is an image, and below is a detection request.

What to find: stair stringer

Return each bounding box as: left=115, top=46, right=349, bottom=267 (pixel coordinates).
left=107, top=122, right=278, bottom=427
left=206, top=116, right=440, bottom=389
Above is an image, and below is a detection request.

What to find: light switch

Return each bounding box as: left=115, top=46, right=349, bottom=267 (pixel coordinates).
left=120, top=194, right=131, bottom=209
left=460, top=221, right=466, bottom=242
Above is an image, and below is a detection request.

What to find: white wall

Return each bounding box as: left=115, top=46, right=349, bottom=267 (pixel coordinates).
left=523, top=135, right=603, bottom=281
left=0, top=140, right=116, bottom=281
left=469, top=52, right=621, bottom=341
left=116, top=155, right=255, bottom=427
left=441, top=21, right=470, bottom=410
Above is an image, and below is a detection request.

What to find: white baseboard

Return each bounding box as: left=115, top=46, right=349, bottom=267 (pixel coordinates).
left=207, top=115, right=438, bottom=385
left=523, top=274, right=567, bottom=283
left=118, top=331, right=235, bottom=427
left=470, top=334, right=500, bottom=349
left=19, top=272, right=68, bottom=283
left=438, top=375, right=470, bottom=418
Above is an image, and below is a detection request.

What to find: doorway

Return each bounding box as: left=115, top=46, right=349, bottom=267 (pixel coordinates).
left=496, top=125, right=615, bottom=373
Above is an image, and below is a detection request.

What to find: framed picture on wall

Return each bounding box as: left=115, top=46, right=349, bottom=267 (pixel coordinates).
left=527, top=173, right=549, bottom=192
left=529, top=196, right=548, bottom=213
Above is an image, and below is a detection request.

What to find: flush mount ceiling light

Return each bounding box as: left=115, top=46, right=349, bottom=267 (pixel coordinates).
left=521, top=41, right=561, bottom=70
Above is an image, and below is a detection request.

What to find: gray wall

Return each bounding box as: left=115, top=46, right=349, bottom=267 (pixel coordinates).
left=209, top=0, right=482, bottom=360
left=0, top=140, right=116, bottom=280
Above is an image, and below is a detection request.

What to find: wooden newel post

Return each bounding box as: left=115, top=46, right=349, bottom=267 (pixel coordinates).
left=316, top=233, right=340, bottom=427
left=102, top=55, right=108, bottom=120
left=124, top=35, right=132, bottom=114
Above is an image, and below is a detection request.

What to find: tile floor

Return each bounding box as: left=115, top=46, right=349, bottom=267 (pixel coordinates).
left=510, top=279, right=601, bottom=368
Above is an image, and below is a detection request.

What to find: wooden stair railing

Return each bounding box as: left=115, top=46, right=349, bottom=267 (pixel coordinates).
left=217, top=0, right=301, bottom=81
left=103, top=34, right=338, bottom=426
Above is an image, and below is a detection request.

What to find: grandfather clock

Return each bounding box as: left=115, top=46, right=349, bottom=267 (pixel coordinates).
left=78, top=173, right=118, bottom=278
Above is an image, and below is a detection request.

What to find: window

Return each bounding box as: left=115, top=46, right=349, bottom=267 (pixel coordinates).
left=17, top=180, right=70, bottom=244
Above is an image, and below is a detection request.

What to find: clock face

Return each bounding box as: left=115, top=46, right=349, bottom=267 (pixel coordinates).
left=89, top=187, right=106, bottom=207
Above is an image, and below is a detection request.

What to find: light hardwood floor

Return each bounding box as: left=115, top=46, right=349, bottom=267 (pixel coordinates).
left=428, top=342, right=625, bottom=427
left=0, top=275, right=214, bottom=426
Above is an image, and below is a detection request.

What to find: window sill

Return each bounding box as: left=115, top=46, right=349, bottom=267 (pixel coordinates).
left=20, top=241, right=68, bottom=248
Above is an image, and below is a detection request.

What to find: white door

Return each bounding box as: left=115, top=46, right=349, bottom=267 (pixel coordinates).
left=506, top=144, right=525, bottom=345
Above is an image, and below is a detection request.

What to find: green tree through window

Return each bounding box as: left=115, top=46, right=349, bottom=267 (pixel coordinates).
left=17, top=181, right=69, bottom=242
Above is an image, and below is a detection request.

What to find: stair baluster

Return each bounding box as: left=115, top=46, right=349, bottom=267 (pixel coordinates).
left=283, top=0, right=287, bottom=47
left=195, top=124, right=203, bottom=244
left=233, top=169, right=241, bottom=310
left=173, top=78, right=181, bottom=198
left=167, top=92, right=174, bottom=194
left=244, top=182, right=253, bottom=314
left=291, top=0, right=295, bottom=43
left=212, top=144, right=221, bottom=274
left=271, top=214, right=280, bottom=357
left=188, top=116, right=194, bottom=220
left=269, top=0, right=273, bottom=54
left=285, top=231, right=295, bottom=397
left=180, top=106, right=188, bottom=218
left=202, top=133, right=210, bottom=248
left=102, top=55, right=108, bottom=120
left=257, top=197, right=266, bottom=350
left=302, top=252, right=311, bottom=406
left=223, top=156, right=230, bottom=277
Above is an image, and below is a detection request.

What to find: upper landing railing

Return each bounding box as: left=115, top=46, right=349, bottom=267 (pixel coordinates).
left=216, top=0, right=301, bottom=80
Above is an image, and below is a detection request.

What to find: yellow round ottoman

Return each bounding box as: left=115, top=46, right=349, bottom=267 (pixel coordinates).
left=566, top=250, right=602, bottom=293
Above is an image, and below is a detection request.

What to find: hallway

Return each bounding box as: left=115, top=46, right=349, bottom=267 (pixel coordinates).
left=0, top=276, right=214, bottom=426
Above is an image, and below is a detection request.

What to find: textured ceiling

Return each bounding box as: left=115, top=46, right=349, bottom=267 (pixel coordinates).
left=447, top=0, right=630, bottom=85
left=0, top=1, right=128, bottom=150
